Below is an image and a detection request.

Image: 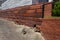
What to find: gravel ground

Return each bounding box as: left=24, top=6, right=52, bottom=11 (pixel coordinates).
left=0, top=18, right=45, bottom=40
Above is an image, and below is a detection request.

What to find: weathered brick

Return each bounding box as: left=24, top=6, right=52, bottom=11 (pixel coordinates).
left=26, top=10, right=35, bottom=13
left=37, top=9, right=42, bottom=13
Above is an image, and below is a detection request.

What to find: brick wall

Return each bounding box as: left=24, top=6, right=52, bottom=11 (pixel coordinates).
left=0, top=3, right=43, bottom=26
left=39, top=18, right=60, bottom=40
left=0, top=2, right=52, bottom=26
left=44, top=2, right=52, bottom=18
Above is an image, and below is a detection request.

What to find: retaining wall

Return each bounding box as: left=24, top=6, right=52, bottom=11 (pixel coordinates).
left=0, top=2, right=52, bottom=26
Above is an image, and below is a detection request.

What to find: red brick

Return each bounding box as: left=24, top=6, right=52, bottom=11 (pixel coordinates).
left=26, top=10, right=35, bottom=13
